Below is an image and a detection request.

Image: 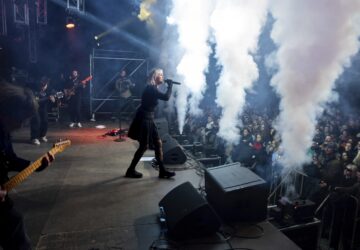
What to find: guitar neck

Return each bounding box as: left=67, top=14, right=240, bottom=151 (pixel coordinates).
left=4, top=147, right=58, bottom=192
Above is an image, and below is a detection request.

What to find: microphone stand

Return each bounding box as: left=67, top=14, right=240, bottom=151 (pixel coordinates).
left=114, top=96, right=126, bottom=142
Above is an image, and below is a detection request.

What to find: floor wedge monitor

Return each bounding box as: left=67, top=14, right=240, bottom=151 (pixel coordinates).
left=159, top=181, right=221, bottom=239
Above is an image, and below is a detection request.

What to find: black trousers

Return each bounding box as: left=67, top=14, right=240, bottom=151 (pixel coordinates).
left=68, top=93, right=82, bottom=123
left=117, top=97, right=126, bottom=118
left=117, top=97, right=134, bottom=119
left=30, top=107, right=48, bottom=140
left=0, top=206, right=31, bottom=250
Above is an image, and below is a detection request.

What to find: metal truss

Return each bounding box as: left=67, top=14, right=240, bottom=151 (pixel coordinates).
left=36, top=0, right=47, bottom=24
left=89, top=49, right=148, bottom=120
left=67, top=0, right=85, bottom=13
left=0, top=0, right=7, bottom=36
left=13, top=0, right=29, bottom=25
left=27, top=0, right=37, bottom=62
left=12, top=0, right=44, bottom=62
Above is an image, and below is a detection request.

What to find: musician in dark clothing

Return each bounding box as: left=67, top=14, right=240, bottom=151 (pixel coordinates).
left=64, top=70, right=84, bottom=128
left=115, top=69, right=134, bottom=99
left=30, top=76, right=55, bottom=145
left=0, top=81, right=53, bottom=250
left=126, top=68, right=175, bottom=179
left=115, top=69, right=135, bottom=121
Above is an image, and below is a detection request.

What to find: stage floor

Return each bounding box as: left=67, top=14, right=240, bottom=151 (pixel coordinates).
left=7, top=120, right=300, bottom=250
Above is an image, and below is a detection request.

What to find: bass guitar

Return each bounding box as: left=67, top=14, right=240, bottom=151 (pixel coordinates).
left=64, top=76, right=92, bottom=100
left=3, top=140, right=71, bottom=192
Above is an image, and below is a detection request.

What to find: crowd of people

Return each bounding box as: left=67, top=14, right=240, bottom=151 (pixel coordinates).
left=176, top=104, right=360, bottom=249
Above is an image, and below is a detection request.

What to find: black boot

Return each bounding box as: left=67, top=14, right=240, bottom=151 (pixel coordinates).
left=125, top=147, right=145, bottom=178
left=159, top=170, right=176, bottom=179
left=154, top=143, right=175, bottom=179
left=125, top=169, right=143, bottom=178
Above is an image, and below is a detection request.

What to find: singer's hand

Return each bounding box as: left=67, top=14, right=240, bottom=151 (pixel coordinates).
left=36, top=152, right=55, bottom=172
left=164, top=79, right=181, bottom=85
left=49, top=95, right=56, bottom=103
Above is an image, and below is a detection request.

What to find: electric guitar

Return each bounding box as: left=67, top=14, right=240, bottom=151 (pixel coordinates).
left=3, top=140, right=71, bottom=192
left=36, top=91, right=64, bottom=103
left=116, top=77, right=134, bottom=98
left=64, top=76, right=92, bottom=100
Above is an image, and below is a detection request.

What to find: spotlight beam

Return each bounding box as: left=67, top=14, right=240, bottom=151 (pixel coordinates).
left=49, top=0, right=158, bottom=53
left=95, top=18, right=135, bottom=41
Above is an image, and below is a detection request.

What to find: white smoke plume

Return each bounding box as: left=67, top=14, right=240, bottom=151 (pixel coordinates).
left=169, top=0, right=215, bottom=133
left=269, top=0, right=360, bottom=169
left=211, top=0, right=269, bottom=144
left=136, top=0, right=184, bottom=131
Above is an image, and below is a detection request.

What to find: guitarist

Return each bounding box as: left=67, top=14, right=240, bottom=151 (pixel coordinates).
left=115, top=69, right=135, bottom=120
left=30, top=76, right=56, bottom=145
left=65, top=70, right=84, bottom=128
left=0, top=81, right=53, bottom=250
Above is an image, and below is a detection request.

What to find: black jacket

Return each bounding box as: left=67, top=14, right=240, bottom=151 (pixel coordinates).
left=0, top=125, right=30, bottom=209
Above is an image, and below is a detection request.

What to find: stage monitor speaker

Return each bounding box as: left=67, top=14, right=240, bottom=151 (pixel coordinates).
left=154, top=118, right=169, bottom=137
left=205, top=162, right=269, bottom=222
left=159, top=181, right=221, bottom=239
left=161, top=133, right=187, bottom=164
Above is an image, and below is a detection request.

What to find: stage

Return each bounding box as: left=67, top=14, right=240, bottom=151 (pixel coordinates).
left=8, top=120, right=300, bottom=250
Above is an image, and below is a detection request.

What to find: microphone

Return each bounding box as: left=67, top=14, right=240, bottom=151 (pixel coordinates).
left=164, top=79, right=181, bottom=85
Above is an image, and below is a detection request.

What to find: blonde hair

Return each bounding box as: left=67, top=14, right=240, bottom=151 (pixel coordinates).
left=147, top=68, right=163, bottom=86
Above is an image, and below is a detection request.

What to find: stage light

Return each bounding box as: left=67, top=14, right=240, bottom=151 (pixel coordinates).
left=66, top=16, right=75, bottom=29
left=94, top=36, right=98, bottom=40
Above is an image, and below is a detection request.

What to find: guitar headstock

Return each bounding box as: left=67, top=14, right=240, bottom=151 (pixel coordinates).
left=53, top=139, right=71, bottom=152
left=81, top=76, right=93, bottom=84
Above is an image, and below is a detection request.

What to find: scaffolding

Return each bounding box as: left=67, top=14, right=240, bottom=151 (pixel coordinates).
left=13, top=0, right=29, bottom=25
left=12, top=0, right=47, bottom=63
left=36, top=0, right=47, bottom=24
left=89, top=49, right=148, bottom=120
left=0, top=0, right=7, bottom=36
left=27, top=0, right=37, bottom=63
left=67, top=0, right=85, bottom=13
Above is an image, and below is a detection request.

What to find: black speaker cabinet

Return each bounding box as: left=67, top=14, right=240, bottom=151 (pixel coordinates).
left=205, top=162, right=269, bottom=222
left=154, top=118, right=169, bottom=137
left=161, top=134, right=187, bottom=164
left=159, top=182, right=221, bottom=239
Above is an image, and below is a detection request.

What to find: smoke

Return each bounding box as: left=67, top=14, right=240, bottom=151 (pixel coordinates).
left=211, top=0, right=269, bottom=144
left=269, top=0, right=360, bottom=169
left=168, top=0, right=215, bottom=132
left=137, top=0, right=214, bottom=133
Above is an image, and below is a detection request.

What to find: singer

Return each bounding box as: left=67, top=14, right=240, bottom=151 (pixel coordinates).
left=126, top=68, right=176, bottom=179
